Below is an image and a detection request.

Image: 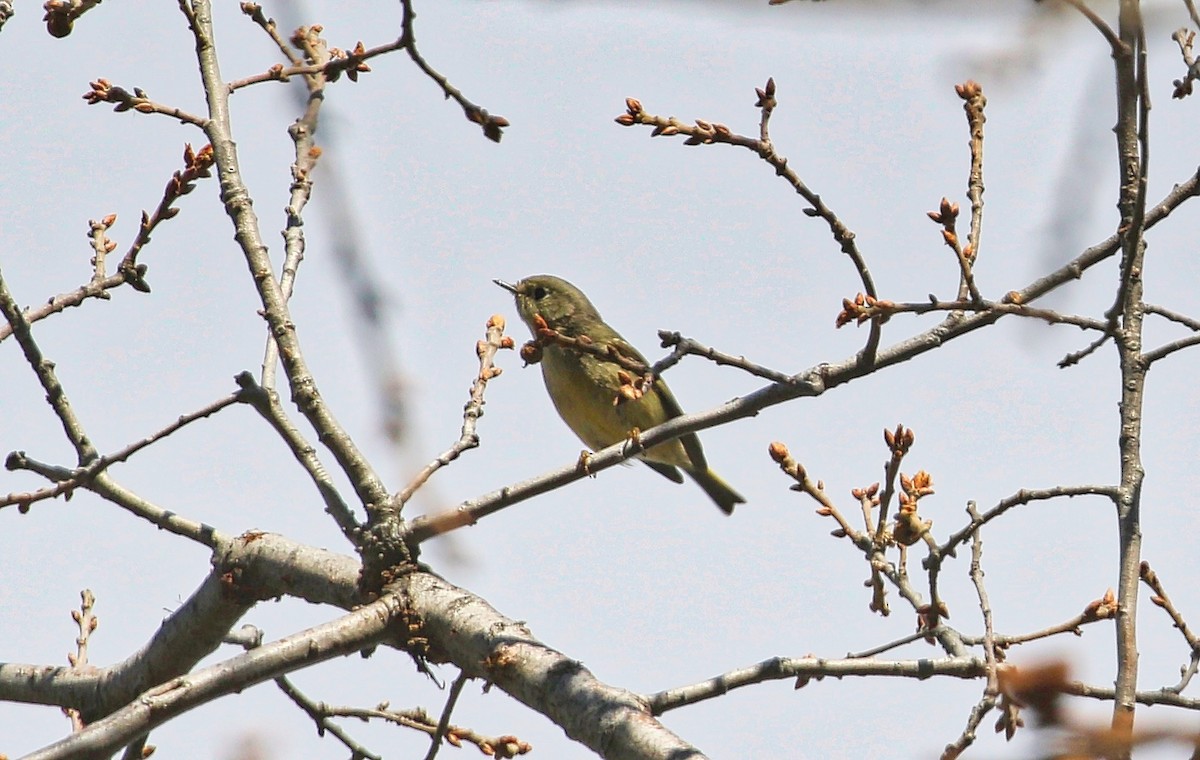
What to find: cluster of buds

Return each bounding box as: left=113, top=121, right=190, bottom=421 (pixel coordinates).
left=928, top=196, right=959, bottom=243
left=327, top=41, right=372, bottom=83
left=285, top=24, right=373, bottom=84
left=1173, top=28, right=1198, bottom=99
left=851, top=481, right=880, bottom=506
left=138, top=143, right=215, bottom=236
left=954, top=79, right=984, bottom=101
left=487, top=315, right=516, bottom=350
left=82, top=79, right=156, bottom=113
left=928, top=197, right=974, bottom=261
left=239, top=2, right=270, bottom=27
left=291, top=24, right=329, bottom=64
left=927, top=196, right=959, bottom=227
left=613, top=97, right=644, bottom=126
left=768, top=441, right=808, bottom=483
left=892, top=472, right=934, bottom=547
left=465, top=105, right=510, bottom=143
left=476, top=734, right=532, bottom=758
left=614, top=97, right=732, bottom=146
left=90, top=213, right=118, bottom=234
left=915, top=599, right=950, bottom=639
left=88, top=213, right=118, bottom=258
left=476, top=315, right=513, bottom=381
left=1081, top=588, right=1117, bottom=623
left=754, top=77, right=777, bottom=111
left=836, top=292, right=896, bottom=328
left=884, top=424, right=915, bottom=458
left=955, top=79, right=987, bottom=114
left=680, top=118, right=733, bottom=147
left=174, top=143, right=216, bottom=198
left=900, top=469, right=934, bottom=501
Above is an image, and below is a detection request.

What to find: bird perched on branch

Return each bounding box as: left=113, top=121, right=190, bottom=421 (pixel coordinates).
left=496, top=274, right=744, bottom=514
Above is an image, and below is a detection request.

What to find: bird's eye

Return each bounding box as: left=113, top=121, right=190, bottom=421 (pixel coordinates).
left=532, top=285, right=548, bottom=300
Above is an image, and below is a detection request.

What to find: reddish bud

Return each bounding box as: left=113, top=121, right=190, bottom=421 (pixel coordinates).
left=768, top=441, right=790, bottom=463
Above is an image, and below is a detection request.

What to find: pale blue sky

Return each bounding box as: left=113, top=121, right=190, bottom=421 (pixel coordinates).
left=4, top=2, right=1200, bottom=758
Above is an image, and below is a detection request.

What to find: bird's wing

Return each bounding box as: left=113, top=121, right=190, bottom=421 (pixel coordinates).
left=606, top=333, right=652, bottom=366
left=654, top=378, right=710, bottom=471
left=642, top=459, right=685, bottom=484
left=610, top=334, right=712, bottom=472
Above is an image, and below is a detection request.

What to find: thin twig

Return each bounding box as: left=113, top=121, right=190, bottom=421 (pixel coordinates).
left=62, top=589, right=98, bottom=731
left=1141, top=332, right=1200, bottom=366
left=1142, top=559, right=1200, bottom=648
left=874, top=425, right=911, bottom=542
left=1140, top=562, right=1200, bottom=692
left=0, top=268, right=98, bottom=464
left=397, top=316, right=508, bottom=506
left=87, top=214, right=117, bottom=291
left=28, top=593, right=407, bottom=758
left=261, top=25, right=329, bottom=391
left=929, top=485, right=1119, bottom=566
left=1059, top=0, right=1126, bottom=52
left=226, top=37, right=383, bottom=92
left=654, top=331, right=797, bottom=384
left=940, top=694, right=997, bottom=760
left=2, top=390, right=241, bottom=511
left=0, top=146, right=214, bottom=342
left=1144, top=302, right=1200, bottom=331
left=276, top=677, right=382, bottom=760
left=5, top=458, right=220, bottom=546
left=1059, top=329, right=1114, bottom=368
left=957, top=80, right=986, bottom=302
left=616, top=88, right=880, bottom=360
left=646, top=654, right=985, bottom=714
left=767, top=442, right=869, bottom=550
left=235, top=372, right=361, bottom=542
left=929, top=197, right=980, bottom=303
left=967, top=503, right=998, bottom=696
left=424, top=671, right=469, bottom=760
left=239, top=3, right=304, bottom=66
left=399, top=0, right=508, bottom=142
left=0, top=273, right=133, bottom=342
left=957, top=592, right=1114, bottom=648
left=189, top=0, right=391, bottom=514
left=839, top=295, right=1111, bottom=333
left=221, top=623, right=383, bottom=759
left=1171, top=26, right=1200, bottom=99
left=845, top=629, right=942, bottom=659
left=325, top=701, right=529, bottom=757
left=82, top=79, right=208, bottom=127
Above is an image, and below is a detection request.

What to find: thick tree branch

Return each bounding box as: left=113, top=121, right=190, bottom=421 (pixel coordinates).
left=22, top=594, right=405, bottom=760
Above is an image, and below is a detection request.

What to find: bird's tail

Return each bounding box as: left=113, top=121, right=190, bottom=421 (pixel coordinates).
left=688, top=468, right=745, bottom=515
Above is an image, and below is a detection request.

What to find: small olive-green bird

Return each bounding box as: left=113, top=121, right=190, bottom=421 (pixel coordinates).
left=496, top=274, right=745, bottom=514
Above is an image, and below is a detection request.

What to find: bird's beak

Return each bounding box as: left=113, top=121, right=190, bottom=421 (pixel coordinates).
left=493, top=279, right=518, bottom=294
